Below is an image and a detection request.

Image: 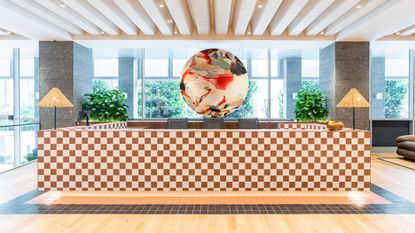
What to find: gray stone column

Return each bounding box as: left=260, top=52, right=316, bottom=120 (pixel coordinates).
left=39, top=41, right=93, bottom=129
left=281, top=57, right=302, bottom=119
left=118, top=57, right=137, bottom=118
left=371, top=58, right=385, bottom=118
left=320, top=42, right=370, bottom=130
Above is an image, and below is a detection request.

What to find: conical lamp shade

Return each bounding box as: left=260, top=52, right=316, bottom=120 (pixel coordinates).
left=336, top=88, right=370, bottom=108
left=38, top=88, right=73, bottom=108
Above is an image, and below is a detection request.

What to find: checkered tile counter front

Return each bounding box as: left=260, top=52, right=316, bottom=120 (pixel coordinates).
left=37, top=130, right=371, bottom=192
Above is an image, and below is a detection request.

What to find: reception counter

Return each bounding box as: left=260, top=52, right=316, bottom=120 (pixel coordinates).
left=37, top=122, right=371, bottom=192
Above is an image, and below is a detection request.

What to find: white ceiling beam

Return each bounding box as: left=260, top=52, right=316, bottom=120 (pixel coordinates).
left=62, top=0, right=118, bottom=35
left=34, top=0, right=100, bottom=35
left=269, top=0, right=308, bottom=36
left=13, top=0, right=83, bottom=35
left=289, top=0, right=335, bottom=36
left=0, top=0, right=72, bottom=40
left=306, top=0, right=359, bottom=36
left=114, top=0, right=156, bottom=35
left=400, top=25, right=415, bottom=36
left=188, top=0, right=210, bottom=35
left=88, top=0, right=136, bottom=35
left=233, top=0, right=257, bottom=35
left=138, top=0, right=173, bottom=35
left=325, top=0, right=387, bottom=36
left=337, top=0, right=414, bottom=41
left=213, top=0, right=232, bottom=35
left=165, top=0, right=192, bottom=35
left=251, top=0, right=282, bottom=35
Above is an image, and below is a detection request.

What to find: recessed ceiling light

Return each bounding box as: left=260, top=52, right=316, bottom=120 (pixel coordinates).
left=320, top=31, right=325, bottom=35
left=257, top=4, right=263, bottom=9
left=60, top=3, right=66, bottom=8
left=247, top=31, right=252, bottom=35
left=174, top=30, right=178, bottom=35
left=159, top=4, right=164, bottom=8
left=166, top=19, right=173, bottom=24
left=100, top=30, right=105, bottom=35
left=395, top=32, right=400, bottom=36
left=6, top=31, right=12, bottom=35
left=356, top=4, right=362, bottom=9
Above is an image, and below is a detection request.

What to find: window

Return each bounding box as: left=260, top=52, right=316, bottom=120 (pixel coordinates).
left=94, top=47, right=320, bottom=120
left=93, top=59, right=118, bottom=90
left=251, top=49, right=268, bottom=77
left=270, top=50, right=283, bottom=118
left=144, top=49, right=168, bottom=77
left=0, top=50, right=12, bottom=119
left=20, top=49, right=37, bottom=119
left=144, top=49, right=186, bottom=118
left=0, top=48, right=39, bottom=172
left=302, top=59, right=319, bottom=78
left=94, top=59, right=118, bottom=77
left=301, top=50, right=319, bottom=91
left=371, top=50, right=410, bottom=119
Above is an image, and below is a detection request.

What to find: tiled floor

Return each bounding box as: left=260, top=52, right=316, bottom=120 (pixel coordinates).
left=0, top=184, right=413, bottom=215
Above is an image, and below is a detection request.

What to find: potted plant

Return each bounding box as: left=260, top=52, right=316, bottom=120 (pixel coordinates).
left=82, top=88, right=128, bottom=122
left=294, top=87, right=328, bottom=122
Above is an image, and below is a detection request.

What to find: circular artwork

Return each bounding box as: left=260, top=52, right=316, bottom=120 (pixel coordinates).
left=180, top=48, right=248, bottom=118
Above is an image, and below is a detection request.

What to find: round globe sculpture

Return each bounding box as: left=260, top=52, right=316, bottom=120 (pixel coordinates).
left=180, top=48, right=249, bottom=118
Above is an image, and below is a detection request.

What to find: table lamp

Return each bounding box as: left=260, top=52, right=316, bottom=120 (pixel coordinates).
left=336, top=88, right=370, bottom=130
left=38, top=88, right=73, bottom=129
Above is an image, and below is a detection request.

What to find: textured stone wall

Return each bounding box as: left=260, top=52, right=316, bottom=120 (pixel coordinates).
left=320, top=42, right=370, bottom=130
left=39, top=42, right=92, bottom=129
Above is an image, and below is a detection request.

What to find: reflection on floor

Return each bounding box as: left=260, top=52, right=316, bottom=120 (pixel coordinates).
left=28, top=189, right=390, bottom=205
left=0, top=183, right=412, bottom=215
left=1, top=154, right=415, bottom=233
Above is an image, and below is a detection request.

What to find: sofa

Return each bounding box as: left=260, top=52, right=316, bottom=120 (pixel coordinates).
left=396, top=135, right=415, bottom=160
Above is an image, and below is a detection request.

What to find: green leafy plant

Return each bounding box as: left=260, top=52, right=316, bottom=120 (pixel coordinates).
left=294, top=87, right=328, bottom=122
left=82, top=88, right=128, bottom=122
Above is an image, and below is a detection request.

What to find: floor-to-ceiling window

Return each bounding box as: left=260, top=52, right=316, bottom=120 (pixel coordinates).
left=93, top=59, right=119, bottom=90
left=371, top=50, right=410, bottom=119
left=93, top=47, right=320, bottom=120
left=0, top=48, right=39, bottom=172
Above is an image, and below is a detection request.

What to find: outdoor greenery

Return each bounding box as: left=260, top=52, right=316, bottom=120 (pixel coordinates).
left=87, top=78, right=412, bottom=120
left=227, top=81, right=258, bottom=118
left=83, top=83, right=128, bottom=121
left=25, top=148, right=38, bottom=162
left=294, top=87, right=328, bottom=122
left=301, top=80, right=320, bottom=92
left=385, top=80, right=408, bottom=118
left=143, top=80, right=187, bottom=118
left=135, top=80, right=258, bottom=118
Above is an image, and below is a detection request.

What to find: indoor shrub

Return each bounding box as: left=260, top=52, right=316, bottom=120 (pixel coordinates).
left=82, top=88, right=128, bottom=122
left=294, top=87, right=328, bottom=122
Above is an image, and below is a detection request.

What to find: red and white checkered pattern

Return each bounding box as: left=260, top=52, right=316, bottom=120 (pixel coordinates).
left=37, top=127, right=371, bottom=192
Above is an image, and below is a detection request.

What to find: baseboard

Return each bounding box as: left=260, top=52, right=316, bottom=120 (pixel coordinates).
left=371, top=147, right=397, bottom=153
